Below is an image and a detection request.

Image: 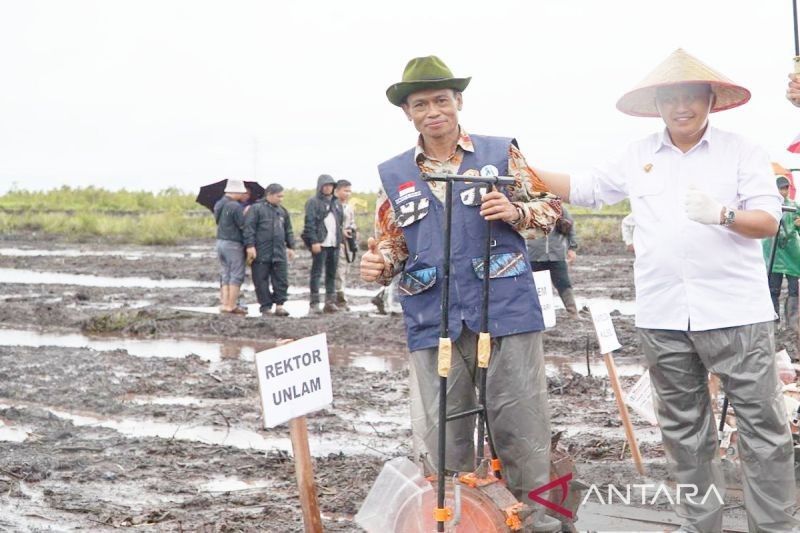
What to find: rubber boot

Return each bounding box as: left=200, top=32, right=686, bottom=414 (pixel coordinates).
left=336, top=290, right=350, bottom=311
left=323, top=295, right=339, bottom=313
left=560, top=288, right=580, bottom=319
left=531, top=510, right=561, bottom=532
left=309, top=295, right=322, bottom=315
left=786, top=296, right=799, bottom=335
left=371, top=289, right=386, bottom=315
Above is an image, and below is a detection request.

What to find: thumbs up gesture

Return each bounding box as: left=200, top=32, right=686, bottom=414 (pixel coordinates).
left=360, top=237, right=387, bottom=282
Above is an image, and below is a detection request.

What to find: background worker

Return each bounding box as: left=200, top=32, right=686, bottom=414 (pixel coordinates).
left=536, top=49, right=797, bottom=532
left=527, top=207, right=579, bottom=318
left=764, top=175, right=800, bottom=333
left=302, top=174, right=344, bottom=313
left=334, top=179, right=357, bottom=311
left=244, top=183, right=295, bottom=317
left=213, top=179, right=248, bottom=315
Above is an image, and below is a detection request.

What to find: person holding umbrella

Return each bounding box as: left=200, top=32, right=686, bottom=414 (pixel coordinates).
left=360, top=55, right=562, bottom=531
left=244, top=183, right=296, bottom=317
left=213, top=179, right=249, bottom=314
left=536, top=48, right=796, bottom=532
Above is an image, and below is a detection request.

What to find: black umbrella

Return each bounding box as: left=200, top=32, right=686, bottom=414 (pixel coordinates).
left=195, top=179, right=265, bottom=212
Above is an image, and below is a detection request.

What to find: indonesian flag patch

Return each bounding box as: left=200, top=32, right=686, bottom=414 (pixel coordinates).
left=398, top=181, right=416, bottom=196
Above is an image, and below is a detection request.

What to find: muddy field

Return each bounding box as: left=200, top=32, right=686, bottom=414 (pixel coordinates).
left=0, top=233, right=794, bottom=531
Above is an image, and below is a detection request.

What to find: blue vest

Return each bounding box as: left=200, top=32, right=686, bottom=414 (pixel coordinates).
left=378, top=134, right=544, bottom=352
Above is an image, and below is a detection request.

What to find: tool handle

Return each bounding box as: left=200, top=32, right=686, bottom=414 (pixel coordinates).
left=438, top=337, right=452, bottom=377
left=477, top=332, right=491, bottom=368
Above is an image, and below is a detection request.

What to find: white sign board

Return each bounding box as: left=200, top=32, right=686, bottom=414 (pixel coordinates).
left=624, top=370, right=658, bottom=426
left=590, top=305, right=621, bottom=354
left=533, top=270, right=556, bottom=328
left=255, top=333, right=333, bottom=428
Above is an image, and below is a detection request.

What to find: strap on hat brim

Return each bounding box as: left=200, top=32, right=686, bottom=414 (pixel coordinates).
left=386, top=77, right=471, bottom=107
left=615, top=80, right=751, bottom=117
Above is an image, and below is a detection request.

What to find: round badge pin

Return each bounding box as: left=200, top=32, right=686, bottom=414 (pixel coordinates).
left=480, top=165, right=499, bottom=177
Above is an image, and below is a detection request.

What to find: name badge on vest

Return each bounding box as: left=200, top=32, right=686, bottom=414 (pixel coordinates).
left=395, top=197, right=430, bottom=227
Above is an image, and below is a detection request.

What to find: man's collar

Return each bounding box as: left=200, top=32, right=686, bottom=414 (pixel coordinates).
left=655, top=124, right=713, bottom=154
left=415, top=127, right=474, bottom=161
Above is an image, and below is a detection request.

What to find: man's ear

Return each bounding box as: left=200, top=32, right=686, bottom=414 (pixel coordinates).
left=401, top=103, right=412, bottom=121
left=455, top=91, right=463, bottom=111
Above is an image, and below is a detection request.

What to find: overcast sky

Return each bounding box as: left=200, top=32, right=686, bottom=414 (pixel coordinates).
left=1, top=0, right=799, bottom=194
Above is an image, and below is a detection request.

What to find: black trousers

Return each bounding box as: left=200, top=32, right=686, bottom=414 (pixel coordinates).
left=530, top=260, right=572, bottom=293
left=768, top=272, right=799, bottom=315
left=252, top=260, right=289, bottom=311
left=310, top=246, right=339, bottom=303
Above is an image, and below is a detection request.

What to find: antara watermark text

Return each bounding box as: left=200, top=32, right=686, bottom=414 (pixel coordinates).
left=582, top=483, right=724, bottom=507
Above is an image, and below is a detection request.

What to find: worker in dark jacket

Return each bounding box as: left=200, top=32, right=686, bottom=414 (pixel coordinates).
left=301, top=174, right=344, bottom=313
left=213, top=179, right=248, bottom=314
left=244, top=183, right=295, bottom=317
left=527, top=207, right=579, bottom=318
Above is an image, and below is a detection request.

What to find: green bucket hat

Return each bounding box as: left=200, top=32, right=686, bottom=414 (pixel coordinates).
left=386, top=56, right=471, bottom=107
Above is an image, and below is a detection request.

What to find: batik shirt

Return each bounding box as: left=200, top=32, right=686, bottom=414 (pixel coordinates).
left=374, top=128, right=562, bottom=284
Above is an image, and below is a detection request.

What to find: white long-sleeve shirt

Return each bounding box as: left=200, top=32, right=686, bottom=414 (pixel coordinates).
left=570, top=126, right=780, bottom=331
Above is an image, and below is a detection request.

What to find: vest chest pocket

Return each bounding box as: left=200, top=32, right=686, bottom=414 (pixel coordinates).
left=398, top=266, right=437, bottom=296
left=472, top=252, right=528, bottom=280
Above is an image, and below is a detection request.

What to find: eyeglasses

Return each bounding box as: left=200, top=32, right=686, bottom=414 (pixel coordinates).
left=655, top=90, right=712, bottom=107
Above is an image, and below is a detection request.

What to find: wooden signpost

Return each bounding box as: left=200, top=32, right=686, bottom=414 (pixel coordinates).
left=255, top=333, right=332, bottom=533
left=589, top=305, right=645, bottom=475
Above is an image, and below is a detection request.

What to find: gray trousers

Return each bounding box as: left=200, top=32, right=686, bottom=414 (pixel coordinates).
left=639, top=322, right=798, bottom=533
left=409, top=328, right=550, bottom=501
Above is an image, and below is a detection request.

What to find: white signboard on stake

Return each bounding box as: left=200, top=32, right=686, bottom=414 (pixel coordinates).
left=590, top=305, right=621, bottom=354
left=255, top=333, right=333, bottom=428
left=625, top=370, right=658, bottom=426
left=533, top=270, right=556, bottom=328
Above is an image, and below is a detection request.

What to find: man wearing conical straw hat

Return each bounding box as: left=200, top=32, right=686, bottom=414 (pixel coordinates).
left=538, top=49, right=798, bottom=532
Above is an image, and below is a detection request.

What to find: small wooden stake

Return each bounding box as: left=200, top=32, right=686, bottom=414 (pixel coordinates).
left=604, top=352, right=645, bottom=475
left=289, top=416, right=323, bottom=533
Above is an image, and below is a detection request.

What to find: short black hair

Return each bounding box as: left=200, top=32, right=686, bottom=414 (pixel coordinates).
left=265, top=183, right=284, bottom=195
left=335, top=179, right=352, bottom=189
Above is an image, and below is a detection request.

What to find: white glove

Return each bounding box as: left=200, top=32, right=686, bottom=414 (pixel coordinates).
left=685, top=188, right=723, bottom=225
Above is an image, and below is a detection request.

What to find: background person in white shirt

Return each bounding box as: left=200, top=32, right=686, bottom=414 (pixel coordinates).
left=537, top=49, right=797, bottom=533
left=334, top=179, right=357, bottom=310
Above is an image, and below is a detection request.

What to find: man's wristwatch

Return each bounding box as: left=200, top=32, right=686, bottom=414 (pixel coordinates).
left=720, top=207, right=736, bottom=227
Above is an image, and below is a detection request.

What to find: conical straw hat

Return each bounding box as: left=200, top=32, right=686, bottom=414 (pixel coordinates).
left=616, top=48, right=751, bottom=117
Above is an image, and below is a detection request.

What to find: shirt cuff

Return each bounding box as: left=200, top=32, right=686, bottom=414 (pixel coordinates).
left=568, top=171, right=599, bottom=208
left=509, top=202, right=527, bottom=232
left=742, top=196, right=782, bottom=222
left=376, top=249, right=400, bottom=286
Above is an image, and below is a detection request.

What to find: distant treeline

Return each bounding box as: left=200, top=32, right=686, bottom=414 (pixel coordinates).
left=0, top=186, right=628, bottom=246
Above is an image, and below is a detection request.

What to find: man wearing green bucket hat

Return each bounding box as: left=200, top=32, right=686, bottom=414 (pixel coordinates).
left=361, top=55, right=564, bottom=531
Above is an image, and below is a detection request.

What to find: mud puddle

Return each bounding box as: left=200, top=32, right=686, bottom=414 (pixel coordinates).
left=0, top=267, right=218, bottom=289
left=0, top=402, right=403, bottom=457
left=0, top=266, right=381, bottom=296
left=173, top=300, right=376, bottom=319
left=0, top=327, right=408, bottom=371
left=0, top=247, right=212, bottom=259
left=0, top=420, right=31, bottom=442
left=198, top=477, right=274, bottom=493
